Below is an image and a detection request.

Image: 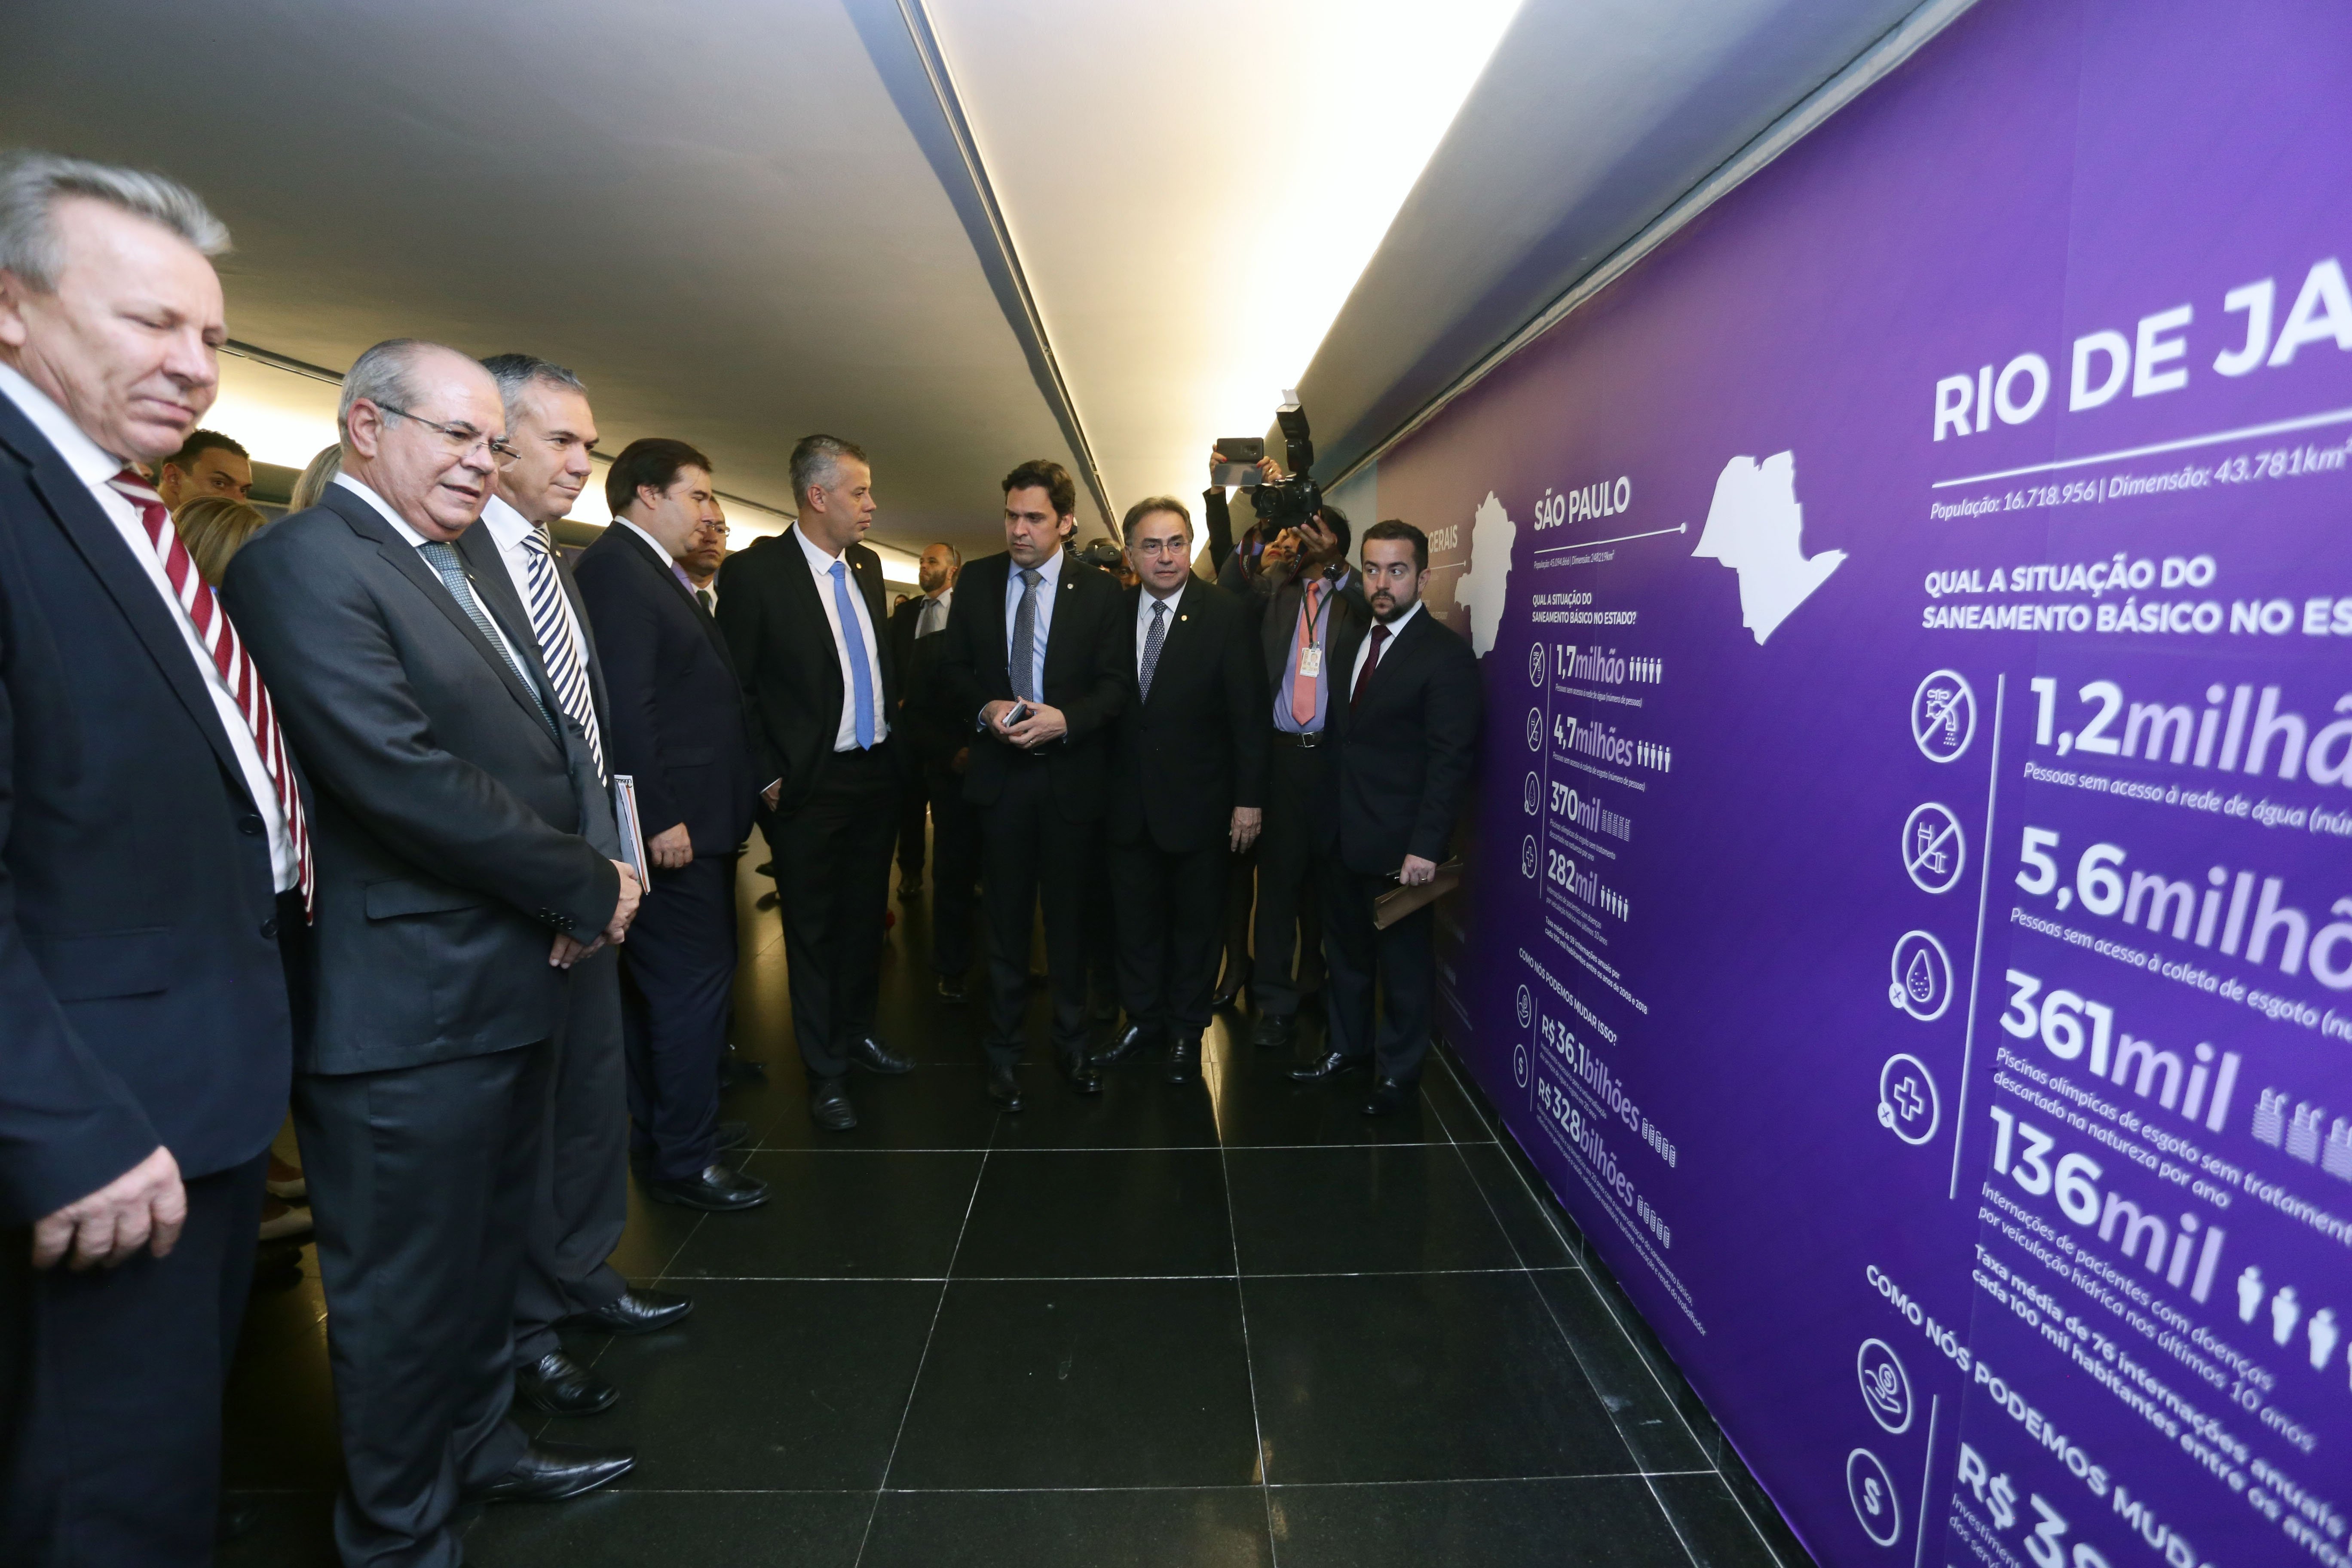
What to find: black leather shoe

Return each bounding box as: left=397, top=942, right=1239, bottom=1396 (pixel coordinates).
left=1289, top=1050, right=1371, bottom=1083
left=472, top=1441, right=635, bottom=1504
left=937, top=974, right=967, bottom=1003
left=1059, top=1048, right=1102, bottom=1095
left=1166, top=1036, right=1200, bottom=1084
left=986, top=1064, right=1025, bottom=1111
left=720, top=1054, right=768, bottom=1089
left=809, top=1076, right=858, bottom=1131
left=1363, top=1076, right=1419, bottom=1116
left=755, top=889, right=779, bottom=910
left=1250, top=1013, right=1296, bottom=1050
left=561, top=1286, right=692, bottom=1335
left=1090, top=1022, right=1156, bottom=1070
left=1211, top=962, right=1250, bottom=1010
left=897, top=874, right=923, bottom=898
left=755, top=860, right=775, bottom=876
left=849, top=1035, right=915, bottom=1075
left=647, top=1164, right=771, bottom=1211
left=515, top=1349, right=618, bottom=1416
left=714, top=1119, right=752, bottom=1152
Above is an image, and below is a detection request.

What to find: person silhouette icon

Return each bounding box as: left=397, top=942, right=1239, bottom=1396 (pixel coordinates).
left=2236, top=1265, right=2265, bottom=1324
left=2308, top=1308, right=2340, bottom=1372
left=2271, top=1285, right=2303, bottom=1348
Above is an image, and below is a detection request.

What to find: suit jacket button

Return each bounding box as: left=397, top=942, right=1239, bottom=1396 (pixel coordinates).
left=238, top=814, right=264, bottom=836
left=259, top=916, right=279, bottom=940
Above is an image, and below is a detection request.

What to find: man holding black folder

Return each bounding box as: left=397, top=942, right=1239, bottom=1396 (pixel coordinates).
left=1290, top=520, right=1480, bottom=1115
left=575, top=439, right=763, bottom=1211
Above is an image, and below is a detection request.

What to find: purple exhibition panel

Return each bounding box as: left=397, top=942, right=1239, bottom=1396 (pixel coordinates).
left=1380, top=3, right=2352, bottom=1564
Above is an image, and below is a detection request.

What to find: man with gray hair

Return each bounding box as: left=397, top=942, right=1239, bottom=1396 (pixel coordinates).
left=0, top=147, right=301, bottom=1565
left=714, top=432, right=910, bottom=1131
left=459, top=354, right=693, bottom=1420
left=224, top=336, right=642, bottom=1562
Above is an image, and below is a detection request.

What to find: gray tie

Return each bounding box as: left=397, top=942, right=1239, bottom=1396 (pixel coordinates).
left=1010, top=567, right=1042, bottom=703
left=1140, top=599, right=1167, bottom=701
left=417, top=540, right=560, bottom=742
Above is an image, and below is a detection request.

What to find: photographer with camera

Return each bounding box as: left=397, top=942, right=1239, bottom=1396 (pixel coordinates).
left=1208, top=407, right=1368, bottom=1051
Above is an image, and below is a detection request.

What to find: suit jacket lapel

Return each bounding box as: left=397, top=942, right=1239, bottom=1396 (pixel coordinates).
left=5, top=429, right=256, bottom=794
left=329, top=490, right=559, bottom=743
left=779, top=527, right=843, bottom=707
left=618, top=523, right=738, bottom=677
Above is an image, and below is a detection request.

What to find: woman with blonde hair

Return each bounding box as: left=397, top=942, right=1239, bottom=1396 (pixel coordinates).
left=171, top=494, right=272, bottom=586
left=288, top=441, right=342, bottom=511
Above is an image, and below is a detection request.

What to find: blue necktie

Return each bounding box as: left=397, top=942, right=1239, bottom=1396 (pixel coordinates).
left=831, top=560, right=876, bottom=749
left=418, top=540, right=560, bottom=742
left=1011, top=567, right=1041, bottom=702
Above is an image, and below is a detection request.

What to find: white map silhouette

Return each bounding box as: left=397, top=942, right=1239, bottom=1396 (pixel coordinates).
left=1690, top=452, right=1845, bottom=645
left=1455, top=491, right=1516, bottom=657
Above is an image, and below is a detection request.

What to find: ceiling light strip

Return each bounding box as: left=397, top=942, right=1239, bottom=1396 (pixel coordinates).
left=885, top=0, right=1116, bottom=528
left=1326, top=0, right=1978, bottom=489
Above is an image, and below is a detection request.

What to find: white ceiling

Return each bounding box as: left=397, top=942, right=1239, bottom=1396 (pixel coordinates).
left=2, top=0, right=1924, bottom=567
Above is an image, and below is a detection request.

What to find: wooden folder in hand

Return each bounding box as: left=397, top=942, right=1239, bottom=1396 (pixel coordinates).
left=1372, top=858, right=1463, bottom=930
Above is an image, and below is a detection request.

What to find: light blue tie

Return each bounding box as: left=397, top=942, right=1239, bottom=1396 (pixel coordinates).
left=831, top=560, right=876, bottom=749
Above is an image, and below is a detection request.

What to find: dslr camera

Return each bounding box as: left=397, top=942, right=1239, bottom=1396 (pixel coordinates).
left=1218, top=398, right=1322, bottom=533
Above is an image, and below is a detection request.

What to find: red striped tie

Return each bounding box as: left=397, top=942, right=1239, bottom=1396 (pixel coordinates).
left=108, top=467, right=314, bottom=918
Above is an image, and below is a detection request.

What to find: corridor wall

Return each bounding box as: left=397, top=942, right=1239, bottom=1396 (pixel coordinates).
left=1390, top=2, right=2352, bottom=1563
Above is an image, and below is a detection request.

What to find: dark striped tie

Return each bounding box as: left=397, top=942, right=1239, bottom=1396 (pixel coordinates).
left=519, top=528, right=603, bottom=776
left=1140, top=599, right=1167, bottom=701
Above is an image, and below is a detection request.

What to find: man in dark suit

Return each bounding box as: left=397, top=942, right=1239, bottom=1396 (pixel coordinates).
left=1245, top=503, right=1364, bottom=1050
left=575, top=438, right=763, bottom=1207
left=935, top=459, right=1126, bottom=1108
left=461, top=357, right=693, bottom=1419
left=224, top=339, right=640, bottom=1564
left=889, top=542, right=981, bottom=1000
left=1290, top=520, right=1481, bottom=1115
left=1089, top=498, right=1265, bottom=1083
left=0, top=153, right=299, bottom=1565
left=888, top=542, right=952, bottom=899
left=714, top=435, right=910, bottom=1133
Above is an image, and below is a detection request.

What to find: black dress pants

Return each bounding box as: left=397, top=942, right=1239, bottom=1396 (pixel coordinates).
left=1219, top=840, right=1257, bottom=991
left=1321, top=865, right=1438, bottom=1083
left=514, top=946, right=628, bottom=1361
left=0, top=1151, right=267, bottom=1567
left=922, top=756, right=981, bottom=980
left=1109, top=834, right=1228, bottom=1042
left=298, top=1040, right=551, bottom=1568
left=768, top=742, right=899, bottom=1082
left=895, top=766, right=928, bottom=880
left=621, top=851, right=739, bottom=1183
left=1252, top=741, right=1335, bottom=1019
left=977, top=759, right=1093, bottom=1067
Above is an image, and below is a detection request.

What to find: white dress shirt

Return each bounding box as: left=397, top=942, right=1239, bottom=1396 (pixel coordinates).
left=795, top=526, right=890, bottom=752
left=0, top=361, right=295, bottom=891
left=478, top=494, right=592, bottom=670
left=1001, top=546, right=1067, bottom=702
left=1135, top=579, right=1185, bottom=683
left=1349, top=597, right=1423, bottom=692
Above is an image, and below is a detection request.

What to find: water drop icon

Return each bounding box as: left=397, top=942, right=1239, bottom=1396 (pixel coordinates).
left=1905, top=949, right=1934, bottom=1003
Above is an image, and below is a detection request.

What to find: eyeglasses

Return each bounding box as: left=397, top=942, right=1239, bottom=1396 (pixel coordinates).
left=377, top=404, right=521, bottom=471
left=1132, top=536, right=1192, bottom=557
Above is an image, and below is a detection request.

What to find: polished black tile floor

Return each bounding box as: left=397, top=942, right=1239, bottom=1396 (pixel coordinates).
left=220, top=848, right=1811, bottom=1567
